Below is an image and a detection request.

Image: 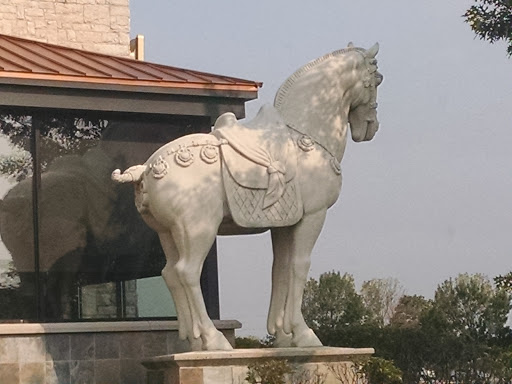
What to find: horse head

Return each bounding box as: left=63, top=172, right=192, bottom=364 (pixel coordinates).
left=346, top=43, right=383, bottom=142
left=274, top=42, right=383, bottom=162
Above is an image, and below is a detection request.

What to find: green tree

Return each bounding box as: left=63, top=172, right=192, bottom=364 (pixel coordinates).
left=361, top=278, right=403, bottom=326
left=362, top=357, right=403, bottom=384
left=464, top=0, right=512, bottom=56
left=495, top=271, right=512, bottom=292
left=389, top=295, right=431, bottom=329
left=421, top=273, right=512, bottom=383
left=302, top=271, right=367, bottom=334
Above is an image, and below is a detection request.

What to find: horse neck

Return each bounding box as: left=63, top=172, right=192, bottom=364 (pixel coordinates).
left=274, top=60, right=353, bottom=163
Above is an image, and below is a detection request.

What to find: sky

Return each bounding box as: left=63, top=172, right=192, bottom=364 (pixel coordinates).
left=130, top=0, right=512, bottom=337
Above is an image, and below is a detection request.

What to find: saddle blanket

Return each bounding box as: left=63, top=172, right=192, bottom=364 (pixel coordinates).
left=212, top=104, right=303, bottom=228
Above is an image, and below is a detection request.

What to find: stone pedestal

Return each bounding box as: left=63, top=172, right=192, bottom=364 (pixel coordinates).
left=142, top=347, right=374, bottom=384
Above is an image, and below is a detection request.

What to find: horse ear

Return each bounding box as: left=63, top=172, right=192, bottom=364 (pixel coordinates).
left=347, top=42, right=354, bottom=48
left=365, top=43, right=379, bottom=58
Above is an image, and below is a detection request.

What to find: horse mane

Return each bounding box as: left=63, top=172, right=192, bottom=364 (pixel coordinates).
left=274, top=47, right=366, bottom=108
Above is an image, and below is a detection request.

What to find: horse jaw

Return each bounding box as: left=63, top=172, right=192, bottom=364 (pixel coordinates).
left=348, top=102, right=379, bottom=142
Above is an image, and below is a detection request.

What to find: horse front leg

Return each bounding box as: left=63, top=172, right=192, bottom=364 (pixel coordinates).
left=268, top=228, right=293, bottom=347
left=270, top=210, right=326, bottom=347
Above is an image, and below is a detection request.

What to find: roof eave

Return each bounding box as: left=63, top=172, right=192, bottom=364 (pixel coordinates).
left=0, top=73, right=261, bottom=101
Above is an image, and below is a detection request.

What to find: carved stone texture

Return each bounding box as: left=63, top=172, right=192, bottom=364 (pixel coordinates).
left=113, top=43, right=383, bottom=351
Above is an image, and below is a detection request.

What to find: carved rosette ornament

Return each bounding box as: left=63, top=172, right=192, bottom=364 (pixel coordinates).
left=330, top=157, right=341, bottom=175
left=297, top=135, right=315, bottom=152
left=200, top=145, right=219, bottom=164
left=151, top=156, right=169, bottom=179
left=175, top=147, right=194, bottom=167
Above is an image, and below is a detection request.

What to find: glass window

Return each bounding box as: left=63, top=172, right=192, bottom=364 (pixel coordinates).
left=0, top=112, right=215, bottom=322
left=0, top=114, right=36, bottom=321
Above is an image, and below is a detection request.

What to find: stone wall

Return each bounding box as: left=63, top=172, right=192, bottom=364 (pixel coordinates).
left=0, top=0, right=130, bottom=57
left=0, top=321, right=240, bottom=384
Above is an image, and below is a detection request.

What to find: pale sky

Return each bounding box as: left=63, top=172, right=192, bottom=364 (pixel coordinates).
left=130, top=0, right=512, bottom=336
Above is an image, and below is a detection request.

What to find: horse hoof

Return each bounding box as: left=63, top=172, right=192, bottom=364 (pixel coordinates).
left=273, top=331, right=293, bottom=348
left=203, top=331, right=233, bottom=351
left=189, top=337, right=203, bottom=351
left=292, top=328, right=323, bottom=348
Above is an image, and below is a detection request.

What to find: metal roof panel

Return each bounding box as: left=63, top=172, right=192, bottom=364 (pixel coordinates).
left=0, top=34, right=262, bottom=92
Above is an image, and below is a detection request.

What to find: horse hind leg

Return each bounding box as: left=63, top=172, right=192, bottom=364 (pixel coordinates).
left=171, top=218, right=233, bottom=351
left=158, top=232, right=202, bottom=351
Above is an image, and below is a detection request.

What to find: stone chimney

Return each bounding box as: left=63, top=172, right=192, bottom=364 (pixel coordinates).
left=0, top=0, right=131, bottom=57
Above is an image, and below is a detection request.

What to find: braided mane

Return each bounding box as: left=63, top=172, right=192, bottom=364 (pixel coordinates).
left=274, top=47, right=365, bottom=108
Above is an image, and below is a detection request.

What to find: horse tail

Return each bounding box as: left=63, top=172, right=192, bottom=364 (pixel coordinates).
left=111, top=165, right=152, bottom=214
left=111, top=165, right=146, bottom=184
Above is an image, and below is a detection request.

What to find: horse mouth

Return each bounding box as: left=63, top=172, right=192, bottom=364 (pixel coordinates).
left=364, top=119, right=379, bottom=141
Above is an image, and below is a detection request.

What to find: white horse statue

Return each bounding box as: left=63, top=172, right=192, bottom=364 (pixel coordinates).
left=112, top=42, right=383, bottom=351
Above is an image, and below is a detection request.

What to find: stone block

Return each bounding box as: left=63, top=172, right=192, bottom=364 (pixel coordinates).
left=147, top=369, right=165, bottom=384
left=109, top=5, right=129, bottom=16
left=120, top=358, right=146, bottom=384
left=143, top=332, right=168, bottom=358
left=84, top=4, right=110, bottom=25
left=142, top=347, right=375, bottom=384
left=16, top=5, right=24, bottom=18
left=1, top=5, right=17, bottom=13
left=95, top=359, right=120, bottom=384
left=67, top=30, right=77, bottom=42
left=0, top=337, right=19, bottom=363
left=0, top=23, right=13, bottom=35
left=87, top=43, right=130, bottom=57
left=70, top=334, right=94, bottom=360
left=203, top=366, right=232, bottom=384
left=95, top=333, right=120, bottom=359
left=102, top=32, right=120, bottom=44
left=70, top=360, right=94, bottom=384
left=54, top=3, right=84, bottom=17
left=0, top=363, right=19, bottom=384
left=181, top=367, right=203, bottom=384
left=110, top=15, right=129, bottom=27
left=35, top=19, right=47, bottom=28
left=18, top=336, right=46, bottom=363
left=45, top=334, right=71, bottom=361
left=46, top=361, right=71, bottom=384
left=231, top=366, right=248, bottom=384
left=25, top=7, right=44, bottom=17
left=27, top=21, right=36, bottom=35
left=70, top=22, right=92, bottom=31
left=39, top=2, right=57, bottom=10
left=77, top=30, right=105, bottom=44
left=1, top=13, right=16, bottom=20
left=108, top=0, right=128, bottom=5
left=90, top=24, right=111, bottom=32
left=57, top=29, right=68, bottom=43
left=119, top=332, right=144, bottom=359
left=20, top=362, right=45, bottom=384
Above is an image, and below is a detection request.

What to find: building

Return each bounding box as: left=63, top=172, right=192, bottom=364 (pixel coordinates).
left=0, top=1, right=261, bottom=383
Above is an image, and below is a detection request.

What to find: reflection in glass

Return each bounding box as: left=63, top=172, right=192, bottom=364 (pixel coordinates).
left=0, top=114, right=208, bottom=321
left=0, top=114, right=36, bottom=320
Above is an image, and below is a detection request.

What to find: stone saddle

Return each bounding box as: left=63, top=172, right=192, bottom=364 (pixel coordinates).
left=212, top=104, right=303, bottom=228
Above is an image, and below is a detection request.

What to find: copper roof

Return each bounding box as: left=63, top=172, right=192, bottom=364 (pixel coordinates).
left=0, top=34, right=262, bottom=93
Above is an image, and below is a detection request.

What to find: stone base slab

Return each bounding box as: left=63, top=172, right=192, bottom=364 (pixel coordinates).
left=142, top=347, right=374, bottom=384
